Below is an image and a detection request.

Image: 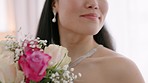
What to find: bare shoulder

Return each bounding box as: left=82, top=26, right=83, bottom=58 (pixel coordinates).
left=93, top=45, right=145, bottom=83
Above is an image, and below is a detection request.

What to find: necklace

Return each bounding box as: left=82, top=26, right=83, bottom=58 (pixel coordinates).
left=69, top=46, right=99, bottom=68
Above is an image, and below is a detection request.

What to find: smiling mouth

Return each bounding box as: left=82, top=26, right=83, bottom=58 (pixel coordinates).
left=80, top=13, right=101, bottom=21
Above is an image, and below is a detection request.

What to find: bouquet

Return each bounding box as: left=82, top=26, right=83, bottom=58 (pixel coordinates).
left=0, top=35, right=81, bottom=83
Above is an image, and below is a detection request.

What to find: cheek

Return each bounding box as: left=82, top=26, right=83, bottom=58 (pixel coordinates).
left=100, top=1, right=109, bottom=16
left=58, top=0, right=81, bottom=13
left=58, top=0, right=81, bottom=28
left=58, top=8, right=77, bottom=30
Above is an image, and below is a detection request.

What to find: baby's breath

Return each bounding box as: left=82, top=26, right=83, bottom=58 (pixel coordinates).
left=1, top=35, right=81, bottom=83
left=45, top=65, right=81, bottom=83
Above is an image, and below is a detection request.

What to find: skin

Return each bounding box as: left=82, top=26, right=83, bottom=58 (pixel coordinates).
left=53, top=0, right=145, bottom=83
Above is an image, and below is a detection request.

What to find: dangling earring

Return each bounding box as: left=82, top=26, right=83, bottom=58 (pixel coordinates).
left=52, top=11, right=56, bottom=23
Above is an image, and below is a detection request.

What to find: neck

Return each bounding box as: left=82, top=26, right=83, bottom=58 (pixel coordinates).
left=59, top=28, right=98, bottom=61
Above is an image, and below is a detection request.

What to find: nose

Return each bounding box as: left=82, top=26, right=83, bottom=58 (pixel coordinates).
left=85, top=0, right=99, bottom=9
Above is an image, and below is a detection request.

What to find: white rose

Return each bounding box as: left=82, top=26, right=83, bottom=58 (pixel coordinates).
left=44, top=44, right=71, bottom=68
left=0, top=42, right=24, bottom=83
left=0, top=41, right=7, bottom=54
left=0, top=41, right=15, bottom=64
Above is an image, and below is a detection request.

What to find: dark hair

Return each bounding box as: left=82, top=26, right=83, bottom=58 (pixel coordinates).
left=94, top=25, right=115, bottom=51
left=36, top=0, right=115, bottom=51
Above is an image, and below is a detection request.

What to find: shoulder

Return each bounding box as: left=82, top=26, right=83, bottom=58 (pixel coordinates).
left=93, top=45, right=145, bottom=83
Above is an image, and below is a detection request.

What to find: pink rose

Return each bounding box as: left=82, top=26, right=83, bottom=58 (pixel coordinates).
left=22, top=40, right=40, bottom=55
left=18, top=40, right=51, bottom=82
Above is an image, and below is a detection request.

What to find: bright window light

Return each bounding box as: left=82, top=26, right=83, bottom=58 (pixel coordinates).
left=0, top=0, right=7, bottom=32
left=106, top=0, right=148, bottom=82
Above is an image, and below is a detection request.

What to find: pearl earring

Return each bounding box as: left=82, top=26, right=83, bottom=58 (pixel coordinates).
left=52, top=11, right=56, bottom=23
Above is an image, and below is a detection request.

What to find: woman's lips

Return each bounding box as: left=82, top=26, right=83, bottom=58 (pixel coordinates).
left=80, top=13, right=100, bottom=21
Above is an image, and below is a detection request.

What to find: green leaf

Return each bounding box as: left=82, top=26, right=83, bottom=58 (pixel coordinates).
left=30, top=80, right=36, bottom=83
left=40, top=78, right=52, bottom=83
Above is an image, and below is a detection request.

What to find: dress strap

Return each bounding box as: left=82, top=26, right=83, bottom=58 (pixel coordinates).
left=69, top=46, right=99, bottom=68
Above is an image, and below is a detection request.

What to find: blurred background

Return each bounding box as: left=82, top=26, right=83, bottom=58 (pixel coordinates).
left=0, top=0, right=148, bottom=82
